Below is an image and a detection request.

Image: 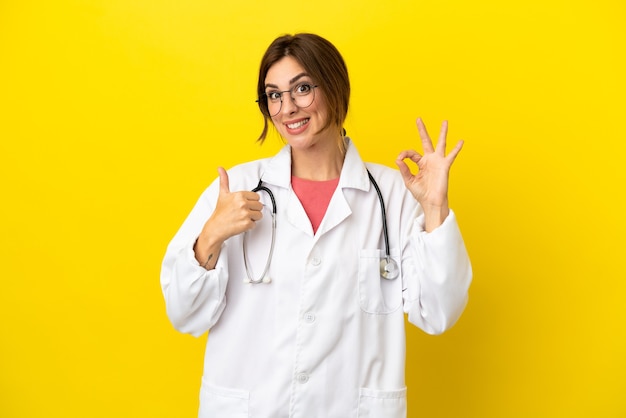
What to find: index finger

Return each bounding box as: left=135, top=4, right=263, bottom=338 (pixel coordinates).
left=240, top=191, right=261, bottom=201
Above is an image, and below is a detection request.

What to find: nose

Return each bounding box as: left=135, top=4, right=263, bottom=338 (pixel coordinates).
left=280, top=93, right=298, bottom=115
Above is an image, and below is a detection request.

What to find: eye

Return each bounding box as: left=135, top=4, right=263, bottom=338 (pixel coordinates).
left=294, top=83, right=313, bottom=95
left=267, top=91, right=282, bottom=101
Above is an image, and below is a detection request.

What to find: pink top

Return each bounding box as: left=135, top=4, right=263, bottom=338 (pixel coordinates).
left=291, top=176, right=340, bottom=234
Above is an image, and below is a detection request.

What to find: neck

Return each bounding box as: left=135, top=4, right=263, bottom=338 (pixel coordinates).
left=291, top=137, right=346, bottom=181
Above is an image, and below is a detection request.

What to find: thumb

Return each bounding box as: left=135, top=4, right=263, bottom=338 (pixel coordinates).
left=217, top=167, right=230, bottom=194
left=395, top=156, right=414, bottom=184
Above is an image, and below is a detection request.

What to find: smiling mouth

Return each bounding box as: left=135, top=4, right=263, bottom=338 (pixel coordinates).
left=286, top=119, right=310, bottom=129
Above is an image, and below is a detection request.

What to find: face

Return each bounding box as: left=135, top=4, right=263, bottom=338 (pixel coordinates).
left=264, top=56, right=335, bottom=152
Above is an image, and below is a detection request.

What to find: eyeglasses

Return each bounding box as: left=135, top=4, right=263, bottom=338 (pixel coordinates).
left=257, top=83, right=318, bottom=117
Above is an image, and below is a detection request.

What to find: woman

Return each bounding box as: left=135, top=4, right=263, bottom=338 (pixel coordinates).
left=161, top=33, right=472, bottom=418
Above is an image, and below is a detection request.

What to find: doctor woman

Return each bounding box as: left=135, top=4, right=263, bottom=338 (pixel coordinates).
left=161, top=33, right=472, bottom=418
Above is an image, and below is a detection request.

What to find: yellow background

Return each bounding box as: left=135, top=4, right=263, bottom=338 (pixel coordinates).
left=1, top=0, right=624, bottom=417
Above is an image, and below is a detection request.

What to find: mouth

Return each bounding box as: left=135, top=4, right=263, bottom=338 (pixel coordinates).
left=286, top=118, right=310, bottom=129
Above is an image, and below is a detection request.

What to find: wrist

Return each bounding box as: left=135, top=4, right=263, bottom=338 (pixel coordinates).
left=194, top=225, right=225, bottom=269
left=422, top=204, right=449, bottom=232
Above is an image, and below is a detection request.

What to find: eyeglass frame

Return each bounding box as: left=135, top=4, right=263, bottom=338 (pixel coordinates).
left=256, top=83, right=319, bottom=117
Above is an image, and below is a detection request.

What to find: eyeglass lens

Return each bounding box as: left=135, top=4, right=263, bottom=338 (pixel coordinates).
left=266, top=84, right=316, bottom=116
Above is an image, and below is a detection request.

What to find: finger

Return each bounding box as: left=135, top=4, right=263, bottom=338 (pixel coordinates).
left=396, top=149, right=422, bottom=164
left=395, top=158, right=414, bottom=183
left=395, top=150, right=422, bottom=183
left=249, top=209, right=263, bottom=222
left=241, top=191, right=261, bottom=201
left=247, top=200, right=264, bottom=211
left=437, top=120, right=448, bottom=155
left=446, top=140, right=464, bottom=163
left=218, top=167, right=230, bottom=194
left=416, top=118, right=435, bottom=153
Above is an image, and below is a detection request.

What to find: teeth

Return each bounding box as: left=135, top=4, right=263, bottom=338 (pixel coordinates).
left=287, top=119, right=309, bottom=129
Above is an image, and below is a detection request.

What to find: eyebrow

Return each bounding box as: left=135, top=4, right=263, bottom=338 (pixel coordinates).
left=265, top=72, right=309, bottom=90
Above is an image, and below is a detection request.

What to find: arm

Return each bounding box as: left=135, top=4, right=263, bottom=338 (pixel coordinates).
left=160, top=167, right=263, bottom=336
left=402, top=210, right=472, bottom=334
left=193, top=167, right=262, bottom=270
left=397, top=118, right=471, bottom=333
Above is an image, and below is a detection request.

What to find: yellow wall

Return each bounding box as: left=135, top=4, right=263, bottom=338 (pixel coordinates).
left=1, top=1, right=624, bottom=417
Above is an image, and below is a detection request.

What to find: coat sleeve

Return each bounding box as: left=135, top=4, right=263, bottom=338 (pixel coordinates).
left=402, top=210, right=472, bottom=335
left=160, top=185, right=230, bottom=337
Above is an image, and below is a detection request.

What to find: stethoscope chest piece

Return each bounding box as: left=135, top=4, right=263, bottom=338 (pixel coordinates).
left=380, top=256, right=399, bottom=280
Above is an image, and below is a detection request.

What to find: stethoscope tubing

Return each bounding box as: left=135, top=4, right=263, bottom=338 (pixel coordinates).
left=242, top=170, right=398, bottom=283
left=242, top=180, right=277, bottom=284
left=367, top=170, right=391, bottom=264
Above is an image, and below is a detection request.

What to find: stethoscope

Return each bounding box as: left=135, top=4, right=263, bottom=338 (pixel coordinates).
left=242, top=170, right=399, bottom=284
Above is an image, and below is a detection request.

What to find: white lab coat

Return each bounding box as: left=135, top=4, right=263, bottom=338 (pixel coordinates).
left=161, top=139, right=472, bottom=418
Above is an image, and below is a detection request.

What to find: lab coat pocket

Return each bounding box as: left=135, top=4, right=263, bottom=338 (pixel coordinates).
left=199, top=378, right=249, bottom=418
left=358, top=249, right=402, bottom=314
left=357, top=387, right=407, bottom=418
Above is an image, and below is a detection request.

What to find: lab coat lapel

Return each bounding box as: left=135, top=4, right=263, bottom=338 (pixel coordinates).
left=260, top=140, right=371, bottom=238
left=286, top=190, right=315, bottom=236
left=260, top=145, right=314, bottom=236
left=315, top=139, right=370, bottom=237
left=260, top=145, right=292, bottom=190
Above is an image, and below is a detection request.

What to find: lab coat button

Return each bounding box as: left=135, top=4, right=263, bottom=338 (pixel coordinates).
left=311, top=257, right=321, bottom=266
left=303, top=312, right=316, bottom=323
left=296, top=373, right=309, bottom=384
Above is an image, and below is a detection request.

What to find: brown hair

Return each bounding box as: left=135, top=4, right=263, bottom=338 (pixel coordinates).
left=256, top=33, right=350, bottom=143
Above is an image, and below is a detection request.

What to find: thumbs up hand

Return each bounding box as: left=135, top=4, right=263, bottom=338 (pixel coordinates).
left=212, top=167, right=264, bottom=239
left=193, top=167, right=263, bottom=269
